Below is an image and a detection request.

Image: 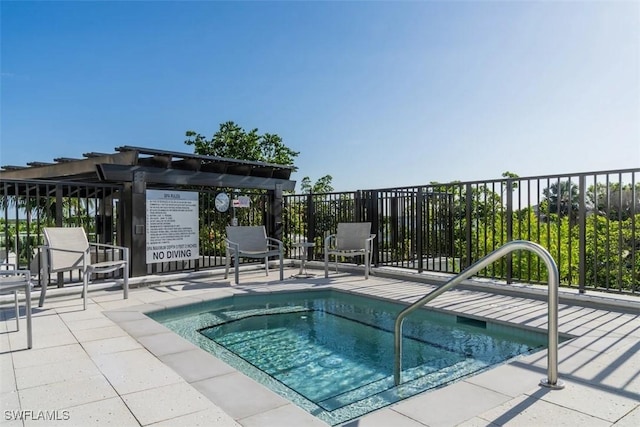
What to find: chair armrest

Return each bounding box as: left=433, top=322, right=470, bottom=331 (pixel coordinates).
left=225, top=239, right=240, bottom=252
left=89, top=242, right=127, bottom=251
left=324, top=234, right=337, bottom=250
left=266, top=237, right=283, bottom=250
left=43, top=245, right=88, bottom=256
left=0, top=262, right=16, bottom=271
left=0, top=268, right=32, bottom=283
left=88, top=243, right=129, bottom=263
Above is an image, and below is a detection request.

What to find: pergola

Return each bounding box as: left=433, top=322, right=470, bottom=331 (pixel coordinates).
left=0, top=146, right=296, bottom=276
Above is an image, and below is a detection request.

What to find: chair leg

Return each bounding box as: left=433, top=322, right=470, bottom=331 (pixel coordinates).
left=324, top=251, right=329, bottom=278
left=234, top=256, right=239, bottom=285
left=364, top=250, right=370, bottom=279
left=123, top=264, right=129, bottom=300
left=14, top=290, right=19, bottom=331
left=264, top=256, right=269, bottom=276
left=38, top=273, right=48, bottom=308
left=224, top=250, right=230, bottom=280
left=82, top=274, right=89, bottom=310
left=278, top=252, right=283, bottom=281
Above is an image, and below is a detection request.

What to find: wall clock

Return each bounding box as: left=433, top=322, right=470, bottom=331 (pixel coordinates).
left=215, top=192, right=230, bottom=212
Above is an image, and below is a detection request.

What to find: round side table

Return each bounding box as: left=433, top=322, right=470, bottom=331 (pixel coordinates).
left=292, top=241, right=315, bottom=278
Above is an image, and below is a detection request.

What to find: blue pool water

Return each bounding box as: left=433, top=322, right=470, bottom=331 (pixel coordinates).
left=148, top=290, right=547, bottom=425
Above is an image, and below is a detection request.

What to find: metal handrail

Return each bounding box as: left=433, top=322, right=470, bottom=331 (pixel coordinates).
left=393, top=240, right=565, bottom=389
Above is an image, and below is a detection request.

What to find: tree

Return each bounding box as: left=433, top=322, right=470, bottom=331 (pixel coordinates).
left=184, top=121, right=301, bottom=255
left=300, top=175, right=334, bottom=194
left=501, top=171, right=519, bottom=191
left=542, top=180, right=580, bottom=219
left=589, top=182, right=640, bottom=221
left=184, top=121, right=299, bottom=167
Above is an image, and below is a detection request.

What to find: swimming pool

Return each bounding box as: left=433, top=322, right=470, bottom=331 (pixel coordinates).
left=148, top=290, right=548, bottom=425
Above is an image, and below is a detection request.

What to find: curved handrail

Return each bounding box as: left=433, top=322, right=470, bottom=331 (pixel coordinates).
left=393, top=240, right=564, bottom=389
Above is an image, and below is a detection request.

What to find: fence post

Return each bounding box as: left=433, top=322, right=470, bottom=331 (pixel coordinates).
left=506, top=179, right=513, bottom=284
left=306, top=193, right=315, bottom=259
left=355, top=190, right=363, bottom=221
left=465, top=183, right=473, bottom=268
left=271, top=184, right=284, bottom=242
left=370, top=190, right=379, bottom=266
left=417, top=187, right=424, bottom=273
left=128, top=171, right=147, bottom=277
left=578, top=175, right=587, bottom=293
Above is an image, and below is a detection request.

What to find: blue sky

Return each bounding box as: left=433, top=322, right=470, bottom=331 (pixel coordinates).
left=1, top=1, right=638, bottom=192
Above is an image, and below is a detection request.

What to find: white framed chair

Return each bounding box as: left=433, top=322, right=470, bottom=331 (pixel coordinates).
left=38, top=227, right=129, bottom=310
left=324, top=222, right=376, bottom=279
left=224, top=226, right=284, bottom=285
left=0, top=264, right=33, bottom=349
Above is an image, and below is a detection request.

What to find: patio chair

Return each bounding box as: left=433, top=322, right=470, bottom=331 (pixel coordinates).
left=0, top=249, right=17, bottom=268
left=0, top=264, right=33, bottom=349
left=224, top=226, right=284, bottom=285
left=324, top=222, right=376, bottom=279
left=38, top=227, right=129, bottom=310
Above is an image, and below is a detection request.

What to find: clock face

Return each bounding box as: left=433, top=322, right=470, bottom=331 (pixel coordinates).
left=215, top=192, right=230, bottom=212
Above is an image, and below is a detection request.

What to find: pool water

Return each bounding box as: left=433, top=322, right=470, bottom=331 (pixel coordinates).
left=148, top=290, right=547, bottom=425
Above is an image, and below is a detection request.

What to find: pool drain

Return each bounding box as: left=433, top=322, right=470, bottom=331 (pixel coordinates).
left=319, top=355, right=344, bottom=368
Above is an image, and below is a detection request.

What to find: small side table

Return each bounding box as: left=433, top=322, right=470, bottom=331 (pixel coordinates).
left=292, top=242, right=315, bottom=278
left=0, top=269, right=33, bottom=349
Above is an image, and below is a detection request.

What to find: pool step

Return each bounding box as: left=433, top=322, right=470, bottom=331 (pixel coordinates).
left=317, top=358, right=488, bottom=412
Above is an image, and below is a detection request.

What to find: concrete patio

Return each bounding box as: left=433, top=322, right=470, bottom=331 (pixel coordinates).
left=1, top=265, right=639, bottom=426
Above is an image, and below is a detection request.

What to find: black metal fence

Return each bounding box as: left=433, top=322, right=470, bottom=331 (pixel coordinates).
left=1, top=179, right=124, bottom=286
left=0, top=179, right=273, bottom=278
left=284, top=168, right=639, bottom=295
left=162, top=189, right=271, bottom=275
left=2, top=168, right=638, bottom=295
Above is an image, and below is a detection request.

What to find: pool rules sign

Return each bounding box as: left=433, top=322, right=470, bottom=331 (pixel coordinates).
left=146, top=190, right=200, bottom=263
